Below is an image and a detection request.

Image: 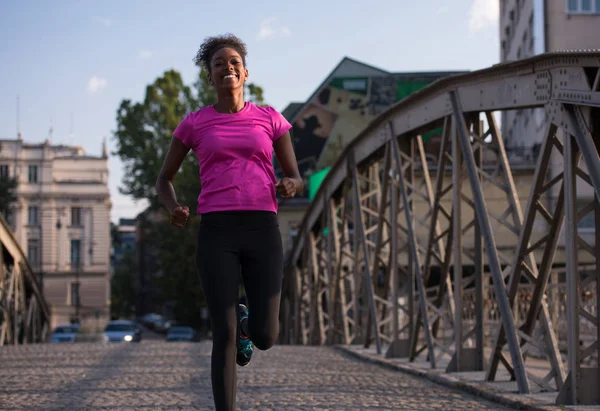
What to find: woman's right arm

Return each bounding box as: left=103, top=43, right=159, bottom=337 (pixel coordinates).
left=156, top=137, right=191, bottom=213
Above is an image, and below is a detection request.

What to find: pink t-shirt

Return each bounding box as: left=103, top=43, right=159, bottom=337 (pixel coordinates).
left=173, top=102, right=292, bottom=214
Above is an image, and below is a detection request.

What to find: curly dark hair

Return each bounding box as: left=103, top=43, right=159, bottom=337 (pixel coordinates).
left=194, top=33, right=248, bottom=74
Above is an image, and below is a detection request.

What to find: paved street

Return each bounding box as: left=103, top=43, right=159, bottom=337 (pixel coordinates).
left=0, top=341, right=511, bottom=410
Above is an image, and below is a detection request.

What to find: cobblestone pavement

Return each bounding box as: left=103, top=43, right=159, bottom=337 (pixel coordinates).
left=0, top=341, right=511, bottom=410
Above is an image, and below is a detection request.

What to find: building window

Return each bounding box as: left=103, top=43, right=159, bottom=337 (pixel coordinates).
left=71, top=239, right=81, bottom=266
left=27, top=239, right=39, bottom=266
left=28, top=165, right=38, bottom=183
left=70, top=282, right=80, bottom=307
left=0, top=165, right=8, bottom=180
left=567, top=0, right=600, bottom=13
left=568, top=0, right=579, bottom=10
left=71, top=207, right=82, bottom=226
left=28, top=206, right=38, bottom=225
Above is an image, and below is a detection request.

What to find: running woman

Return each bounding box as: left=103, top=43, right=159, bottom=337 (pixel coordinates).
left=155, top=33, right=303, bottom=411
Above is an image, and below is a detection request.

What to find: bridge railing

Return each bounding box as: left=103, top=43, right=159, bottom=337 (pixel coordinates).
left=280, top=51, right=600, bottom=406
left=0, top=214, right=51, bottom=345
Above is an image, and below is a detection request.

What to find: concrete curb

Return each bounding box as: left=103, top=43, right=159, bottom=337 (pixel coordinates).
left=334, top=346, right=552, bottom=411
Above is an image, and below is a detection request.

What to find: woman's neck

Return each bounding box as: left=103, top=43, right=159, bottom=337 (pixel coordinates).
left=213, top=92, right=246, bottom=113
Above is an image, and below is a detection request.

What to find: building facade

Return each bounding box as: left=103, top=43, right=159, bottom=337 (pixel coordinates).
left=500, top=0, right=600, bottom=150
left=499, top=0, right=600, bottom=239
left=1, top=136, right=111, bottom=331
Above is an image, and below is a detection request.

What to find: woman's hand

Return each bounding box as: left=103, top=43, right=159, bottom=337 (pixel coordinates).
left=273, top=132, right=303, bottom=198
left=276, top=177, right=301, bottom=198
left=170, top=205, right=190, bottom=227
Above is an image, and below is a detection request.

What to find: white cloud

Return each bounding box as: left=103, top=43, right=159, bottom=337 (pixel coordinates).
left=95, top=16, right=112, bottom=27
left=138, top=49, right=153, bottom=59
left=87, top=75, right=108, bottom=94
left=257, top=17, right=291, bottom=41
left=468, top=0, right=499, bottom=33
left=437, top=5, right=449, bottom=14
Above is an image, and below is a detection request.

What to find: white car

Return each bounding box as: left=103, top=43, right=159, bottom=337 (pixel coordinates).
left=49, top=324, right=80, bottom=343
left=103, top=320, right=142, bottom=343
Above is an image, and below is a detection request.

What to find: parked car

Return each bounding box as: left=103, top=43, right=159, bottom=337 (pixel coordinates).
left=154, top=319, right=175, bottom=334
left=103, top=320, right=142, bottom=343
left=166, top=326, right=200, bottom=342
left=49, top=324, right=80, bottom=343
left=140, top=313, right=162, bottom=329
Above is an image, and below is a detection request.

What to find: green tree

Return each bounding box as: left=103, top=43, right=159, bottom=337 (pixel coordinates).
left=113, top=69, right=201, bottom=209
left=146, top=215, right=206, bottom=328
left=110, top=249, right=137, bottom=319
left=112, top=66, right=267, bottom=322
left=246, top=83, right=265, bottom=105
left=0, top=176, right=18, bottom=222
left=194, top=68, right=217, bottom=109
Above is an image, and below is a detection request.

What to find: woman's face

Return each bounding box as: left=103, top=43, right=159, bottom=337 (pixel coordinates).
left=210, top=47, right=248, bottom=91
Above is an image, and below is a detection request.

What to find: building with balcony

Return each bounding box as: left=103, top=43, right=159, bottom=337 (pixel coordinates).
left=0, top=135, right=111, bottom=331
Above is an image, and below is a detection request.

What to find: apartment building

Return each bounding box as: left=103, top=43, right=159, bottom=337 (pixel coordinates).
left=500, top=0, right=600, bottom=149
left=0, top=135, right=111, bottom=330
left=499, top=0, right=600, bottom=238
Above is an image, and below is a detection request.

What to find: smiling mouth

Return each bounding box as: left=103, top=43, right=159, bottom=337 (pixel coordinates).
left=223, top=74, right=238, bottom=80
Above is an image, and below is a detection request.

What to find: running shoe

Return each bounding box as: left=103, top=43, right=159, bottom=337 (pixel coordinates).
left=237, top=304, right=254, bottom=367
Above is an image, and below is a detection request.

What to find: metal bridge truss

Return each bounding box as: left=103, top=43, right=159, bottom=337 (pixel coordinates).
left=281, top=52, right=600, bottom=405
left=0, top=215, right=50, bottom=346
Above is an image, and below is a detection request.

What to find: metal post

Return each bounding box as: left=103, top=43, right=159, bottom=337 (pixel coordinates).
left=349, top=152, right=382, bottom=354
left=391, top=129, right=436, bottom=368
left=451, top=118, right=463, bottom=371
left=450, top=91, right=530, bottom=393
left=563, top=132, right=579, bottom=405
left=365, top=145, right=392, bottom=347
left=390, top=151, right=399, bottom=345
left=473, top=118, right=485, bottom=370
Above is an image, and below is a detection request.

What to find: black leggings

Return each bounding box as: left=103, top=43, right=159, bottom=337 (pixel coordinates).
left=195, top=211, right=283, bottom=411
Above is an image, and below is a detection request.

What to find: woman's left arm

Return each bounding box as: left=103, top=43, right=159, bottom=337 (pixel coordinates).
left=273, top=131, right=304, bottom=198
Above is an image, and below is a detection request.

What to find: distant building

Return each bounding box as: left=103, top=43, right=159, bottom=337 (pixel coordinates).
left=0, top=135, right=111, bottom=331
left=500, top=0, right=600, bottom=152
left=276, top=57, right=465, bottom=256
left=499, top=0, right=600, bottom=240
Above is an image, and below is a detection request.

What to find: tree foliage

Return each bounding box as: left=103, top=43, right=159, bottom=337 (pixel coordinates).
left=145, top=215, right=206, bottom=328
left=0, top=177, right=18, bottom=219
left=113, top=69, right=200, bottom=209
left=111, top=66, right=265, bottom=321
left=110, top=248, right=137, bottom=319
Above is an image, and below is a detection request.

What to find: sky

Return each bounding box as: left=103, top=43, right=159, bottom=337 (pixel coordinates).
left=0, top=0, right=500, bottom=224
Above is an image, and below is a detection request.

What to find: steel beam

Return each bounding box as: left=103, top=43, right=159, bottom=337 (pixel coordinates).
left=391, top=128, right=436, bottom=367
left=349, top=152, right=382, bottom=354
left=450, top=91, right=530, bottom=393
left=0, top=214, right=50, bottom=346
